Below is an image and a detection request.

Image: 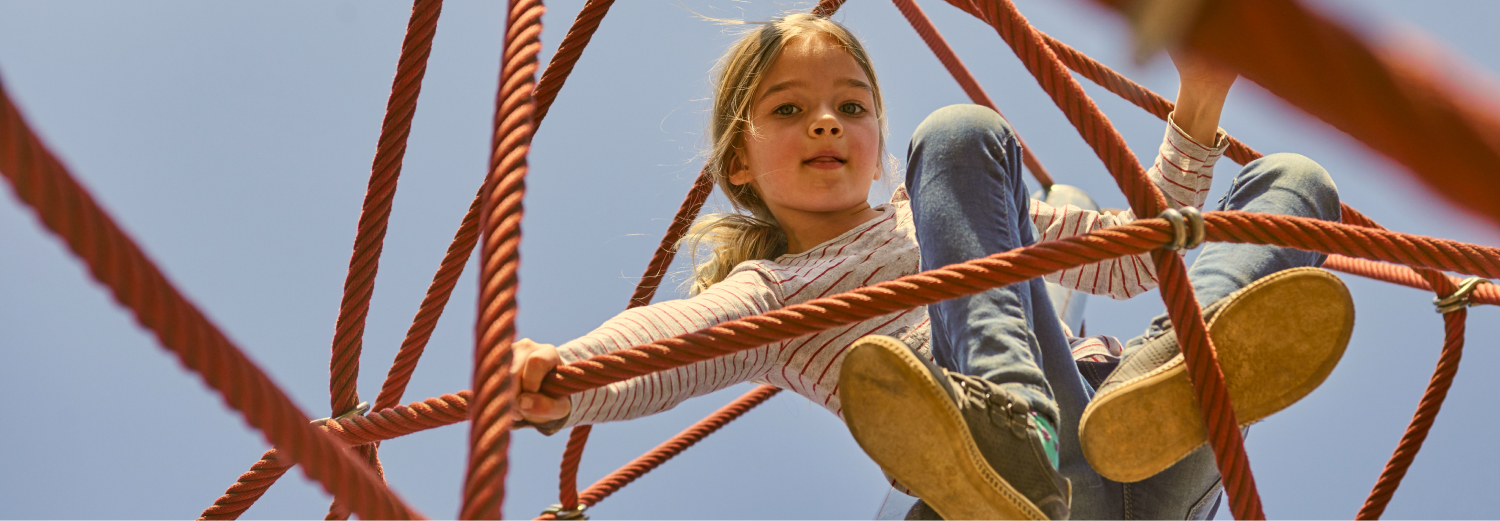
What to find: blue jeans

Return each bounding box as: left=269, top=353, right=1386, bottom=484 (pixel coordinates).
left=904, top=105, right=1340, bottom=519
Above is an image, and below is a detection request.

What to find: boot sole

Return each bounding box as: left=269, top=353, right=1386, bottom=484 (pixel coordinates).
left=1079, top=267, right=1354, bottom=482
left=840, top=335, right=1048, bottom=520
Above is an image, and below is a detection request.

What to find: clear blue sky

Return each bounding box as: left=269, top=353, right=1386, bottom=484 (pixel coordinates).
left=2, top=1, right=1498, bottom=519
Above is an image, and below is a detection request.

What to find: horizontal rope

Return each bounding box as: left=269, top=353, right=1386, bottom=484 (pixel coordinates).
left=1325, top=255, right=1499, bottom=306
left=534, top=211, right=1500, bottom=399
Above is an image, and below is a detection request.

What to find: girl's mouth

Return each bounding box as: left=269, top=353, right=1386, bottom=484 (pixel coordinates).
left=804, top=156, right=845, bottom=169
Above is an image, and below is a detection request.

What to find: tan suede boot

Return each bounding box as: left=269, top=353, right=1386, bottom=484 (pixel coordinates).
left=1079, top=267, right=1354, bottom=483
left=840, top=335, right=1070, bottom=520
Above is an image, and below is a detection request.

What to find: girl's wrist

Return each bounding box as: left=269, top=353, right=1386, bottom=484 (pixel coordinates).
left=1173, top=88, right=1228, bottom=146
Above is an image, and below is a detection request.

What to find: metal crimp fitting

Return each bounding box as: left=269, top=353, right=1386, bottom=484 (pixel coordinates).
left=542, top=503, right=589, bottom=520
left=312, top=401, right=371, bottom=426
left=1434, top=277, right=1491, bottom=314
left=1158, top=207, right=1205, bottom=251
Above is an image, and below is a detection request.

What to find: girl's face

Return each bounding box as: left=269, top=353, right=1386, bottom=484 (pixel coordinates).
left=730, top=35, right=880, bottom=219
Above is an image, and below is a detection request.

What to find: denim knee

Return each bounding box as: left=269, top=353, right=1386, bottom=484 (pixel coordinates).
left=907, top=104, right=1019, bottom=187
left=911, top=104, right=1015, bottom=151
left=1224, top=153, right=1341, bottom=221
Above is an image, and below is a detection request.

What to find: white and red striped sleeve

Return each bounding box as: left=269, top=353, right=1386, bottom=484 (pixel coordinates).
left=1030, top=115, right=1229, bottom=300
left=552, top=265, right=785, bottom=428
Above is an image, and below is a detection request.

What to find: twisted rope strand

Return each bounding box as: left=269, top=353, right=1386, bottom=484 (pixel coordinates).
left=197, top=2, right=445, bottom=517
left=556, top=172, right=712, bottom=510
left=946, top=0, right=1262, bottom=515
left=535, top=213, right=1500, bottom=399
left=532, top=0, right=615, bottom=128
left=323, top=2, right=444, bottom=517
left=0, top=69, right=422, bottom=521
left=461, top=0, right=543, bottom=517
left=200, top=450, right=295, bottom=520
left=1324, top=255, right=1500, bottom=306
left=188, top=220, right=1500, bottom=458
left=329, top=0, right=443, bottom=419
left=576, top=386, right=781, bottom=508
left=1356, top=309, right=1468, bottom=519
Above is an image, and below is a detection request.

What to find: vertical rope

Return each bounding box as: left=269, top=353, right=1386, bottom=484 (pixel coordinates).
left=322, top=1, right=444, bottom=515
left=461, top=0, right=544, bottom=517
left=329, top=0, right=443, bottom=419
left=945, top=0, right=1263, bottom=516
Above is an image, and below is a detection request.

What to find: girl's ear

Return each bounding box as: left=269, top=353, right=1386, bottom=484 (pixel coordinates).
left=728, top=151, right=753, bottom=186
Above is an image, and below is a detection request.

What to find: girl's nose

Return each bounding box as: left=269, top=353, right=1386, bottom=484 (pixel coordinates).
left=809, top=113, right=842, bottom=137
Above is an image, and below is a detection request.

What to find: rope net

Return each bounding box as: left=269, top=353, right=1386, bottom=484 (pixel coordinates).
left=2, top=0, right=1496, bottom=519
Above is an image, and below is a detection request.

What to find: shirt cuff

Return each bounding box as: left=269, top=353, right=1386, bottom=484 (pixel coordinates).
left=1165, top=111, right=1230, bottom=167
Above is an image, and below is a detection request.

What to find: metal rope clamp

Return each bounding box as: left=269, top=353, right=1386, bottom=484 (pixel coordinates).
left=1158, top=207, right=1205, bottom=251
left=541, top=503, right=589, bottom=520
left=1434, top=277, right=1490, bottom=314
left=312, top=401, right=371, bottom=426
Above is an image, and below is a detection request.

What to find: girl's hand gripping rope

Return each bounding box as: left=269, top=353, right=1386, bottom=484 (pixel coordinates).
left=512, top=338, right=572, bottom=424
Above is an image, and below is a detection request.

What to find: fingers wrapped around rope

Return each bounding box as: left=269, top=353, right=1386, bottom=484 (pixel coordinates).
left=1158, top=207, right=1205, bottom=250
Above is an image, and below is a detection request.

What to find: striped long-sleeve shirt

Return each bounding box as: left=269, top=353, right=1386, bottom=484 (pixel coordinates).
left=554, top=119, right=1229, bottom=428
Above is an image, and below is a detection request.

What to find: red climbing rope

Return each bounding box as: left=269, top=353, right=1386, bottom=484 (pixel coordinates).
left=811, top=0, right=846, bottom=18
left=1357, top=306, right=1468, bottom=519
left=0, top=70, right=424, bottom=521
left=577, top=386, right=781, bottom=511
left=1326, top=256, right=1500, bottom=306
left=534, top=212, right=1500, bottom=398
left=533, top=0, right=615, bottom=129
left=461, top=0, right=544, bottom=517
left=943, top=0, right=1263, bottom=516
left=198, top=1, right=445, bottom=516
left=164, top=223, right=1499, bottom=509
left=555, top=169, right=715, bottom=512
left=890, top=0, right=1054, bottom=188
left=324, top=1, right=444, bottom=517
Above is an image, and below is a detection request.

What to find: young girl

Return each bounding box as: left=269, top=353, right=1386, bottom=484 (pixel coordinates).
left=510, top=13, right=1353, bottom=520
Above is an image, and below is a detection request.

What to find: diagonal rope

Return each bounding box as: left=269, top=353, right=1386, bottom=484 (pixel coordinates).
left=555, top=169, right=713, bottom=512
left=0, top=68, right=424, bottom=521
left=322, top=0, right=444, bottom=517
left=198, top=1, right=445, bottom=517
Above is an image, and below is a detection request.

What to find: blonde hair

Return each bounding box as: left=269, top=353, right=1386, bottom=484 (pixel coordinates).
left=681, top=13, right=889, bottom=295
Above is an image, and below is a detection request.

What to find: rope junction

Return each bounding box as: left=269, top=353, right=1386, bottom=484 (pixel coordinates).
left=2, top=0, right=1496, bottom=518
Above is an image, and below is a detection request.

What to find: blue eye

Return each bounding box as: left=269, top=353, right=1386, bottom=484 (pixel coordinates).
left=774, top=104, right=799, bottom=116
left=841, top=102, right=867, bottom=115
